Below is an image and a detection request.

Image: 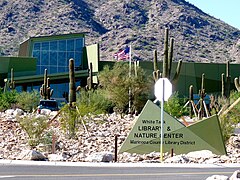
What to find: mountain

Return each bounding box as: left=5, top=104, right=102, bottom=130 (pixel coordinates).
left=0, top=0, right=239, bottom=63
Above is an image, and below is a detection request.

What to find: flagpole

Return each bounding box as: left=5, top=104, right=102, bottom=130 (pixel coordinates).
left=128, top=45, right=132, bottom=114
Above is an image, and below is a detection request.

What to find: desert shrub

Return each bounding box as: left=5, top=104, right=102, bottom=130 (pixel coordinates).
left=59, top=104, right=78, bottom=139
left=17, top=114, right=49, bottom=147
left=16, top=90, right=41, bottom=112
left=0, top=89, right=18, bottom=111
left=164, top=91, right=188, bottom=118
left=218, top=91, right=240, bottom=142
left=99, top=62, right=151, bottom=114
left=59, top=89, right=112, bottom=138
left=76, top=89, right=113, bottom=115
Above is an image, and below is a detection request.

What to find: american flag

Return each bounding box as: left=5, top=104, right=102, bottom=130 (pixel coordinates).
left=114, top=46, right=130, bottom=61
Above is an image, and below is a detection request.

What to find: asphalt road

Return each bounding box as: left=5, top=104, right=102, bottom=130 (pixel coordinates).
left=0, top=163, right=239, bottom=180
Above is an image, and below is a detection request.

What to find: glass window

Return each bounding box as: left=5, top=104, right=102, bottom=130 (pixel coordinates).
left=50, top=41, right=58, bottom=51
left=32, top=51, right=40, bottom=65
left=33, top=42, right=41, bottom=51
left=36, top=66, right=41, bottom=75
left=67, top=52, right=74, bottom=61
left=41, top=51, right=49, bottom=65
left=58, top=52, right=66, bottom=66
left=50, top=51, right=57, bottom=65
left=58, top=67, right=65, bottom=73
left=42, top=42, right=49, bottom=51
left=67, top=39, right=74, bottom=51
left=50, top=66, right=57, bottom=74
left=40, top=66, right=48, bottom=74
left=59, top=40, right=66, bottom=51
left=75, top=52, right=82, bottom=66
left=75, top=38, right=83, bottom=51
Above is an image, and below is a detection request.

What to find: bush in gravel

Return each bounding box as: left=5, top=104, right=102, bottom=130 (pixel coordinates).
left=59, top=90, right=112, bottom=139
left=16, top=90, right=41, bottom=112
left=0, top=88, right=18, bottom=111
left=59, top=104, right=79, bottom=139
left=17, top=114, right=49, bottom=148
left=218, top=91, right=240, bottom=142
left=76, top=89, right=113, bottom=115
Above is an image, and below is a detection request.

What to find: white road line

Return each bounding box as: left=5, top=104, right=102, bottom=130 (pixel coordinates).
left=0, top=176, right=15, bottom=178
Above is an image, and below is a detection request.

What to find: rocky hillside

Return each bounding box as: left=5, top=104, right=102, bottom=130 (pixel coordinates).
left=0, top=0, right=239, bottom=63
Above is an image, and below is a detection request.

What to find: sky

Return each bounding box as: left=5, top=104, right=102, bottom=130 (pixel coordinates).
left=186, top=0, right=240, bottom=30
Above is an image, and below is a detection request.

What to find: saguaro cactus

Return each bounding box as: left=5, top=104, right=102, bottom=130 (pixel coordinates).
left=85, top=62, right=99, bottom=91
left=9, top=68, right=15, bottom=90
left=162, top=28, right=182, bottom=85
left=234, top=76, right=240, bottom=92
left=198, top=74, right=206, bottom=119
left=221, top=60, right=231, bottom=98
left=40, top=69, right=53, bottom=100
left=69, top=59, right=77, bottom=107
left=152, top=50, right=161, bottom=82
left=189, top=85, right=194, bottom=118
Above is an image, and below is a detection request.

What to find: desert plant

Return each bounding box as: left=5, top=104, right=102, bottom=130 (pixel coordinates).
left=40, top=69, right=53, bottom=100
left=16, top=90, right=41, bottom=112
left=9, top=68, right=15, bottom=90
left=162, top=28, right=182, bottom=85
left=0, top=89, right=18, bottom=111
left=218, top=91, right=240, bottom=142
left=76, top=89, right=113, bottom=115
left=221, top=60, right=231, bottom=99
left=99, top=62, right=151, bottom=114
left=164, top=91, right=188, bottom=118
left=17, top=114, right=49, bottom=147
left=59, top=104, right=78, bottom=138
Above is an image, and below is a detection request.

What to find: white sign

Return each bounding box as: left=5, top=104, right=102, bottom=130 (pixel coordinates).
left=154, top=78, right=172, bottom=101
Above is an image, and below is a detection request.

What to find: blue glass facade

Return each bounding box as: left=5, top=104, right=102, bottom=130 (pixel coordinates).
left=32, top=38, right=84, bottom=75
left=30, top=36, right=84, bottom=99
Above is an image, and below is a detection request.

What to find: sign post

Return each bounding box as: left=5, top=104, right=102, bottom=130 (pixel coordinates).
left=154, top=78, right=172, bottom=162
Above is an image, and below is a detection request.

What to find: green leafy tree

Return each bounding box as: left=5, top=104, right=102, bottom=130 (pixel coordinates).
left=99, top=62, right=151, bottom=114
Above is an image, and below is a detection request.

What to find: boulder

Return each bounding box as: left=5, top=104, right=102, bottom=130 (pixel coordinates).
left=229, top=135, right=240, bottom=148
left=17, top=150, right=46, bottom=161
left=85, top=152, right=114, bottom=162
left=206, top=175, right=229, bottom=180
left=229, top=170, right=240, bottom=180
left=164, top=155, right=190, bottom=163
left=48, top=154, right=65, bottom=161
left=13, top=108, right=24, bottom=116
left=186, top=150, right=215, bottom=160
left=5, top=109, right=14, bottom=115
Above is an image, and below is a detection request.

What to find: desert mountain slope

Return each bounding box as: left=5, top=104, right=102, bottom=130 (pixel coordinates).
left=0, top=0, right=239, bottom=63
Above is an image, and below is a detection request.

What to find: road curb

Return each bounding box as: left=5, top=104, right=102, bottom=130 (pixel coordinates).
left=1, top=159, right=240, bottom=168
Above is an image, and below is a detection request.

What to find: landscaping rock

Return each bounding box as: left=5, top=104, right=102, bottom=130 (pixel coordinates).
left=0, top=111, right=240, bottom=164
left=17, top=150, right=46, bottom=161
